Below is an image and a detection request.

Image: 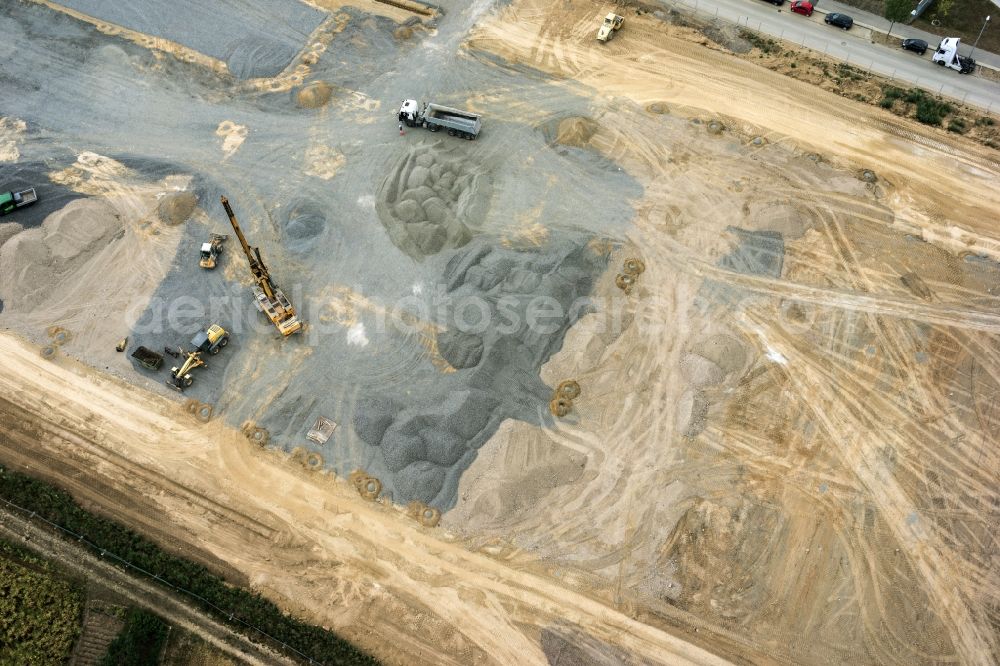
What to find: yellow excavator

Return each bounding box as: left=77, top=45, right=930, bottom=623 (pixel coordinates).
left=220, top=196, right=302, bottom=336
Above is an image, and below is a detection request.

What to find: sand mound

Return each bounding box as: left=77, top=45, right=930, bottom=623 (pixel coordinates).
left=157, top=192, right=198, bottom=226
left=691, top=334, right=746, bottom=376
left=679, top=352, right=724, bottom=387
left=376, top=142, right=493, bottom=259
left=0, top=222, right=23, bottom=248
left=353, top=239, right=605, bottom=509
left=541, top=116, right=599, bottom=148
left=0, top=199, right=123, bottom=311
left=437, top=329, right=484, bottom=369
left=646, top=102, right=669, bottom=115
left=295, top=81, right=333, bottom=109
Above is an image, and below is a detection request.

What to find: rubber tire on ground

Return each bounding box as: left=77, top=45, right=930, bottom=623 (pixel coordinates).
left=220, top=336, right=228, bottom=347
left=550, top=397, right=573, bottom=418
left=623, top=258, right=645, bottom=276
left=184, top=377, right=193, bottom=387
left=557, top=380, right=581, bottom=400
left=448, top=129, right=456, bottom=136
left=196, top=404, right=213, bottom=422
left=210, top=346, right=220, bottom=355
left=615, top=273, right=635, bottom=291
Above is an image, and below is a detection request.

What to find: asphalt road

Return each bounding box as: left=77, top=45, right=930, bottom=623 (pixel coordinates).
left=663, top=0, right=1000, bottom=112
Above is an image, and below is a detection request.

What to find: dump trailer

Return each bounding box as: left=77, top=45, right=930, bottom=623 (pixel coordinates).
left=0, top=188, right=38, bottom=216
left=398, top=100, right=481, bottom=139
left=220, top=196, right=302, bottom=336
left=932, top=37, right=976, bottom=73
left=199, top=234, right=228, bottom=269
left=131, top=346, right=164, bottom=370
left=597, top=13, right=624, bottom=42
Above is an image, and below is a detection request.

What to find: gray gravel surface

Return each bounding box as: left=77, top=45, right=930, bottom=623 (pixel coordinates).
left=0, top=0, right=639, bottom=510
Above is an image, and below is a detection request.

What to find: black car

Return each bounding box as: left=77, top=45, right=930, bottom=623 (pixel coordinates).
left=761, top=0, right=785, bottom=5
left=901, top=38, right=928, bottom=55
left=825, top=13, right=853, bottom=29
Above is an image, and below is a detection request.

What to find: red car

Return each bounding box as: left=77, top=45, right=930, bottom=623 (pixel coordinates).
left=790, top=0, right=814, bottom=16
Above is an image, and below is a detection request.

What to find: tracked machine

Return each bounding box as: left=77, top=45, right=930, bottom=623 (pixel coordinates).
left=220, top=196, right=303, bottom=336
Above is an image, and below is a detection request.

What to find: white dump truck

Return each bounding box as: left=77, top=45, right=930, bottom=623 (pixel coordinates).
left=398, top=100, right=482, bottom=140
left=932, top=37, right=976, bottom=74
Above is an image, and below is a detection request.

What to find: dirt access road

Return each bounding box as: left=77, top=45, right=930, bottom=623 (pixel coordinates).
left=0, top=332, right=728, bottom=666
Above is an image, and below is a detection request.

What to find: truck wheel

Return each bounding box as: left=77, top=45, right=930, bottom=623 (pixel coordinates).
left=448, top=129, right=456, bottom=136
left=210, top=346, right=220, bottom=355
left=220, top=336, right=229, bottom=347
left=184, top=377, right=193, bottom=387
left=465, top=133, right=474, bottom=140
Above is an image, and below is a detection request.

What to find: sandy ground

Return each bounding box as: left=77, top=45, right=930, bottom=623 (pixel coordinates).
left=1, top=0, right=999, bottom=664
left=0, top=332, right=729, bottom=666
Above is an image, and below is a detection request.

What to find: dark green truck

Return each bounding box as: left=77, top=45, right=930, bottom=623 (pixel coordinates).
left=0, top=188, right=38, bottom=216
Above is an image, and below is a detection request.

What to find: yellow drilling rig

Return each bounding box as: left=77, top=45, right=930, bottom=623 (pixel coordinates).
left=220, top=196, right=303, bottom=336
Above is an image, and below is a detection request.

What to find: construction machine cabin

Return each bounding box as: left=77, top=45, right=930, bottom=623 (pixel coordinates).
left=220, top=196, right=303, bottom=336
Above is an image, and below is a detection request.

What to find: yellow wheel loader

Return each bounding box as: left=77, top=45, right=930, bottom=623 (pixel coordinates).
left=167, top=325, right=229, bottom=391
left=199, top=234, right=228, bottom=269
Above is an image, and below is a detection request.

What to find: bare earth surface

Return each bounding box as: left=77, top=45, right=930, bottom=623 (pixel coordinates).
left=1, top=0, right=999, bottom=664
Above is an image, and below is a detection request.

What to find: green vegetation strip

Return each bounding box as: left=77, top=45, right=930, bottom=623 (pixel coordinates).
left=99, top=608, right=168, bottom=666
left=0, top=465, right=380, bottom=666
left=0, top=539, right=84, bottom=665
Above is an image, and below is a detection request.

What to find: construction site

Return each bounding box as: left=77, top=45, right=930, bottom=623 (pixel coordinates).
left=1, top=0, right=999, bottom=664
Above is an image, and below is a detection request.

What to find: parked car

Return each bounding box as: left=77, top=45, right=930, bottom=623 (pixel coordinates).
left=760, top=0, right=784, bottom=5
left=790, top=0, right=814, bottom=16
left=901, top=38, right=928, bottom=55
left=825, top=13, right=853, bottom=29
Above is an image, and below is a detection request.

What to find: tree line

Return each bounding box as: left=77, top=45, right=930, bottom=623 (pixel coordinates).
left=0, top=465, right=380, bottom=666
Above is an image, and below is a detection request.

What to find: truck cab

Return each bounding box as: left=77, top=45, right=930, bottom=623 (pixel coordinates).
left=399, top=99, right=421, bottom=127
left=933, top=37, right=976, bottom=73
left=0, top=188, right=38, bottom=216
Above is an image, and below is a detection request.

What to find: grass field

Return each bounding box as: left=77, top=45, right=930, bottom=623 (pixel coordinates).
left=0, top=539, right=84, bottom=666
